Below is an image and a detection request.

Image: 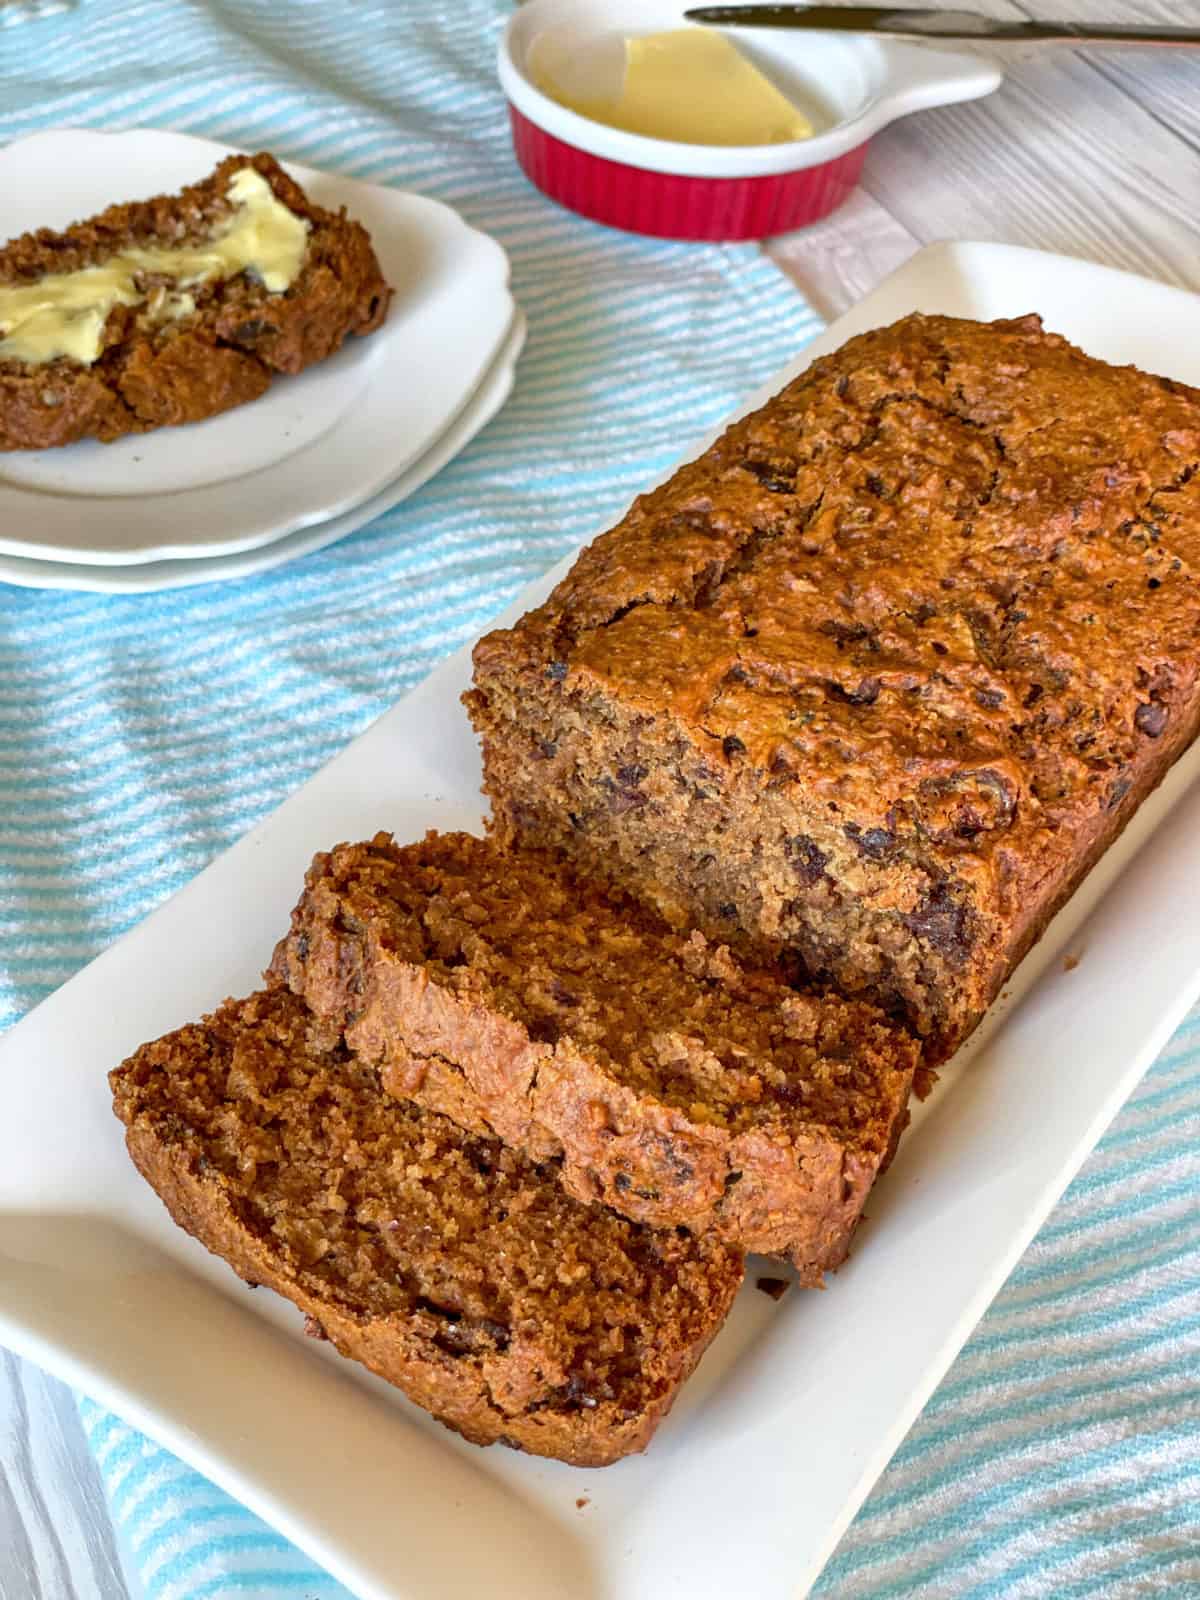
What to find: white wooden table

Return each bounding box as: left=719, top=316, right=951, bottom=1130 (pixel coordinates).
left=3, top=4, right=1199, bottom=1596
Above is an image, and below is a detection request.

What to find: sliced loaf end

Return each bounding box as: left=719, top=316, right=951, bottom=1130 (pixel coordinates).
left=109, top=987, right=743, bottom=1467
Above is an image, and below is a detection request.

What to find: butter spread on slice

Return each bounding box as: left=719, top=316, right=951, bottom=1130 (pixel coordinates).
left=0, top=167, right=310, bottom=367
left=538, top=27, right=813, bottom=148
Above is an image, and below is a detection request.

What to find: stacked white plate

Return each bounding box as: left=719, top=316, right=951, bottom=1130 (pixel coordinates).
left=0, top=130, right=524, bottom=593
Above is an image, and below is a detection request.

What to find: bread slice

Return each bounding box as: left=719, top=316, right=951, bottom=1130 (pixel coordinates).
left=269, top=831, right=917, bottom=1282
left=0, top=152, right=390, bottom=450
left=109, top=987, right=742, bottom=1467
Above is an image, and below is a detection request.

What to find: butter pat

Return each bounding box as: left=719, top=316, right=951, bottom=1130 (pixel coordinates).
left=0, top=168, right=309, bottom=367
left=539, top=27, right=813, bottom=147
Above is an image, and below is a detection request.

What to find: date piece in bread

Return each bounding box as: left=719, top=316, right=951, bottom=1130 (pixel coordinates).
left=0, top=152, right=390, bottom=449
left=269, top=830, right=917, bottom=1282
left=109, top=987, right=742, bottom=1468
left=467, top=313, right=1200, bottom=1059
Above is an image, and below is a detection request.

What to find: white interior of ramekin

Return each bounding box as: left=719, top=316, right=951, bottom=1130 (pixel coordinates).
left=501, top=0, right=1003, bottom=177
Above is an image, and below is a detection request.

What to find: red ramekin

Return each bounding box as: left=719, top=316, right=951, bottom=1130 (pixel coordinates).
left=500, top=0, right=1002, bottom=242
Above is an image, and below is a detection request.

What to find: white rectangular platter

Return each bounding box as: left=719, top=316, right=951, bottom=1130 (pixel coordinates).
left=2, top=240, right=1200, bottom=1600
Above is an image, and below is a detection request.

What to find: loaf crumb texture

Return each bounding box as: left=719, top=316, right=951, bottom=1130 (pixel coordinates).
left=109, top=987, right=742, bottom=1466
left=269, top=830, right=915, bottom=1275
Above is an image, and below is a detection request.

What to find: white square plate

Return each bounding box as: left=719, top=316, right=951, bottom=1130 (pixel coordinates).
left=2, top=241, right=1199, bottom=1600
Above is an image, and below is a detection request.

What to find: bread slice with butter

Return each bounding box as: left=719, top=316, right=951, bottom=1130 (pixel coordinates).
left=0, top=152, right=391, bottom=450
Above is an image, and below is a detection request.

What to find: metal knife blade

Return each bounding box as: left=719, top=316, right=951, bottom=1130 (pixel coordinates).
left=682, top=6, right=1200, bottom=47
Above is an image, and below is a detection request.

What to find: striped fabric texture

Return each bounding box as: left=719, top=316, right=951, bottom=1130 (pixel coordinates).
left=1, top=2, right=1198, bottom=1597
left=75, top=1396, right=354, bottom=1600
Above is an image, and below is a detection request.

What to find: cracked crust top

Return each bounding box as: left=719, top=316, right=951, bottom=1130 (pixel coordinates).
left=0, top=152, right=391, bottom=449
left=477, top=313, right=1200, bottom=869
left=469, top=313, right=1200, bottom=1045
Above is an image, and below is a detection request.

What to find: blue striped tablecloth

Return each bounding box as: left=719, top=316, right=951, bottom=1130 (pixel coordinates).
left=2, top=3, right=1198, bottom=1597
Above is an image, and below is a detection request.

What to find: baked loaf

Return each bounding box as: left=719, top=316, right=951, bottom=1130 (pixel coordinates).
left=0, top=152, right=390, bottom=450
left=467, top=313, right=1200, bottom=1058
left=109, top=987, right=741, bottom=1467
left=268, top=831, right=916, bottom=1280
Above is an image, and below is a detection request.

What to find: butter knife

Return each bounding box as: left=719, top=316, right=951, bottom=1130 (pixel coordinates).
left=683, top=6, right=1200, bottom=47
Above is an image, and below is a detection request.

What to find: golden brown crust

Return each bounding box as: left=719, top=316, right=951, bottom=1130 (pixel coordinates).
left=268, top=831, right=916, bottom=1280
left=0, top=152, right=391, bottom=449
left=110, top=988, right=742, bottom=1467
left=467, top=313, right=1200, bottom=1058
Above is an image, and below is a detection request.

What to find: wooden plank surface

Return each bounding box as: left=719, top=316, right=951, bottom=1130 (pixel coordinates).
left=0, top=1354, right=132, bottom=1600
left=4, top=4, right=1200, bottom=1597
left=769, top=0, right=1200, bottom=311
